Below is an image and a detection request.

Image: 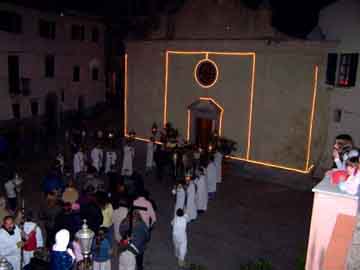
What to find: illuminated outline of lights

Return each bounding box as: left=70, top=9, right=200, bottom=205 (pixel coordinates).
left=122, top=50, right=317, bottom=174
left=226, top=155, right=313, bottom=174
left=246, top=53, right=256, bottom=160
left=163, top=52, right=169, bottom=127
left=124, top=54, right=128, bottom=136
left=186, top=97, right=224, bottom=141
left=193, top=58, right=219, bottom=89
left=305, top=65, right=319, bottom=171
left=187, top=109, right=191, bottom=140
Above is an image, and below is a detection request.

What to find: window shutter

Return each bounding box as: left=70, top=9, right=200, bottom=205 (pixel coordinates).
left=326, top=53, right=337, bottom=85
left=348, top=53, right=358, bottom=87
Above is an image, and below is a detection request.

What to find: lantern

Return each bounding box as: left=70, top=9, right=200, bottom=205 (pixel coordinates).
left=0, top=257, right=11, bottom=270
left=75, top=220, right=95, bottom=258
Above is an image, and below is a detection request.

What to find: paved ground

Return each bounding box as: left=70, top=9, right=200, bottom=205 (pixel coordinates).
left=13, top=111, right=315, bottom=270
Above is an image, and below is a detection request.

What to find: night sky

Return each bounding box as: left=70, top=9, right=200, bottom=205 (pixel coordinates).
left=3, top=0, right=337, bottom=38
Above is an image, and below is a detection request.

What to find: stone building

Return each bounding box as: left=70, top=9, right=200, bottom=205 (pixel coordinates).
left=125, top=0, right=339, bottom=174
left=0, top=3, right=106, bottom=129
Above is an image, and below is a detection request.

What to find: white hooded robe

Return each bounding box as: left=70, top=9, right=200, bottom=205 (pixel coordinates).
left=206, top=161, right=217, bottom=193
left=172, top=214, right=188, bottom=261
left=214, top=151, right=223, bottom=183
left=174, top=186, right=186, bottom=216
left=121, top=145, right=135, bottom=176
left=195, top=175, right=208, bottom=211
left=185, top=181, right=197, bottom=221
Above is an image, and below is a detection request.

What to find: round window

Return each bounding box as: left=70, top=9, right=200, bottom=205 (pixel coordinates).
left=194, top=59, right=219, bottom=88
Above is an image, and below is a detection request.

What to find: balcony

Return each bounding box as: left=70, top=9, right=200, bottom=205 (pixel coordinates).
left=305, top=175, right=359, bottom=270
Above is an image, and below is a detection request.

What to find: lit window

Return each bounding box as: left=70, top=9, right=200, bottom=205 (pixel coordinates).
left=337, top=54, right=358, bottom=87
left=326, top=53, right=358, bottom=87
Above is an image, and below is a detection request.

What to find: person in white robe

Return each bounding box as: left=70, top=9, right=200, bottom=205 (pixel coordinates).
left=206, top=156, right=217, bottom=199
left=185, top=179, right=197, bottom=222
left=172, top=183, right=186, bottom=217
left=121, top=143, right=135, bottom=176
left=23, top=216, right=44, bottom=267
left=91, top=144, right=104, bottom=173
left=171, top=208, right=188, bottom=267
left=146, top=137, right=155, bottom=173
left=105, top=150, right=117, bottom=174
left=0, top=216, right=22, bottom=270
left=73, top=147, right=85, bottom=177
left=195, top=168, right=208, bottom=212
left=214, top=150, right=223, bottom=184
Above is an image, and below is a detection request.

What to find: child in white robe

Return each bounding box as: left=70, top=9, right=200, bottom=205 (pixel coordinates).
left=172, top=208, right=188, bottom=267
left=206, top=156, right=217, bottom=199
left=185, top=178, right=197, bottom=222
left=195, top=167, right=208, bottom=212
left=214, top=150, right=223, bottom=183
left=121, top=143, right=135, bottom=176
left=172, top=182, right=186, bottom=217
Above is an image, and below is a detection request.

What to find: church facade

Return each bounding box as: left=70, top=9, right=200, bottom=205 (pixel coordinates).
left=125, top=0, right=338, bottom=174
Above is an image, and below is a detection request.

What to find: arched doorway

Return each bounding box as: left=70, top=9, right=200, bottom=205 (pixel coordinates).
left=44, top=92, right=59, bottom=136
left=188, top=99, right=222, bottom=148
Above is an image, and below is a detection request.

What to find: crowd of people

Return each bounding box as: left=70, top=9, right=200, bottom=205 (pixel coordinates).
left=0, top=122, right=226, bottom=270
left=328, top=134, right=360, bottom=195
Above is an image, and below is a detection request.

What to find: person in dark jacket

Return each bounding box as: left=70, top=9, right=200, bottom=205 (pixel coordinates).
left=50, top=229, right=74, bottom=270
left=120, top=210, right=150, bottom=270
left=54, top=203, right=82, bottom=242
left=80, top=193, right=103, bottom=233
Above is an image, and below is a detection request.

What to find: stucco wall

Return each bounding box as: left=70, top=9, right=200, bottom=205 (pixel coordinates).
left=317, top=0, right=360, bottom=172
left=126, top=40, right=332, bottom=171
left=0, top=3, right=106, bottom=120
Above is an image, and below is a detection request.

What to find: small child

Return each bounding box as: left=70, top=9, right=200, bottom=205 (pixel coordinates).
left=339, top=157, right=360, bottom=195
left=92, top=227, right=112, bottom=270
left=172, top=181, right=186, bottom=217
left=172, top=208, right=189, bottom=267
left=72, top=236, right=84, bottom=266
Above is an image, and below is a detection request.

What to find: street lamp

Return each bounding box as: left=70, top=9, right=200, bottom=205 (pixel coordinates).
left=0, top=257, right=11, bottom=270
left=75, top=220, right=94, bottom=270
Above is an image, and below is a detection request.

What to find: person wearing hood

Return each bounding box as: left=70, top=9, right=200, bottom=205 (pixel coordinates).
left=0, top=216, right=22, bottom=270
left=50, top=229, right=75, bottom=270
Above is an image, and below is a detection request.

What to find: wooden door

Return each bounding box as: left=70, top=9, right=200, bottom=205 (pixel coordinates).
left=196, top=118, right=212, bottom=148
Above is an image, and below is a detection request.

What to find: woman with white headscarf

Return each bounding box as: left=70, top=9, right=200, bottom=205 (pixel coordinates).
left=50, top=229, right=75, bottom=270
